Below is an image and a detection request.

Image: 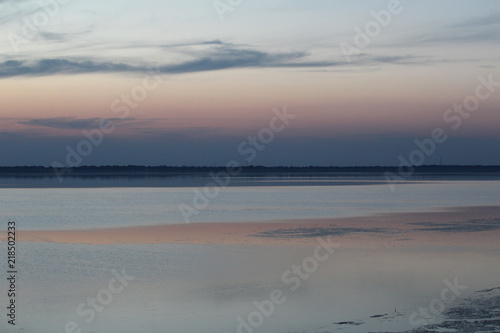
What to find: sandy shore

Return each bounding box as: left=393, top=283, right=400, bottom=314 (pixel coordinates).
left=2, top=205, right=500, bottom=248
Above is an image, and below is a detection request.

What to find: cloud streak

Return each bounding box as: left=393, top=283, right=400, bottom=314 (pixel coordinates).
left=0, top=48, right=332, bottom=78
left=17, top=117, right=166, bottom=131
left=0, top=59, right=142, bottom=77
left=0, top=44, right=432, bottom=78
left=397, top=13, right=500, bottom=46
left=19, top=117, right=107, bottom=130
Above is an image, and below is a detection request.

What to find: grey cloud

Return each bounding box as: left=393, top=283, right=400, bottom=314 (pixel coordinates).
left=18, top=117, right=169, bottom=130
left=0, top=59, right=142, bottom=77
left=0, top=45, right=432, bottom=78
left=19, top=117, right=104, bottom=130
left=346, top=54, right=434, bottom=67
left=38, top=31, right=71, bottom=42
left=374, top=13, right=500, bottom=50
left=408, top=13, right=500, bottom=45
left=370, top=54, right=432, bottom=65
left=0, top=47, right=335, bottom=78
left=449, top=13, right=500, bottom=29
left=414, top=30, right=500, bottom=44
left=160, top=47, right=335, bottom=73
left=162, top=39, right=226, bottom=48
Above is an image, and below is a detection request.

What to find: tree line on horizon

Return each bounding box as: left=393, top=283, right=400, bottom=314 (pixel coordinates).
left=1, top=165, right=500, bottom=175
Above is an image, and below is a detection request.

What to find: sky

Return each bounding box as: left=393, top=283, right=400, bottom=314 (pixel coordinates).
left=0, top=0, right=499, bottom=166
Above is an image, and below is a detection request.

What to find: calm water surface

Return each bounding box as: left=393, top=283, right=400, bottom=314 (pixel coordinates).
left=0, top=178, right=499, bottom=333
left=1, top=179, right=500, bottom=230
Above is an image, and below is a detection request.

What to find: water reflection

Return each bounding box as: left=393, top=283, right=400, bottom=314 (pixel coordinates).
left=4, top=242, right=499, bottom=333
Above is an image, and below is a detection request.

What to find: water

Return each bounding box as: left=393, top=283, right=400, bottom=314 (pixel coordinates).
left=1, top=180, right=500, bottom=230
left=0, top=177, right=499, bottom=333
left=3, top=243, right=499, bottom=333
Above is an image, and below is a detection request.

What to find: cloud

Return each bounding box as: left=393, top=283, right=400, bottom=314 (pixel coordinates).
left=160, top=47, right=334, bottom=73
left=19, top=117, right=105, bottom=130
left=414, top=30, right=500, bottom=45
left=0, top=0, right=43, bottom=25
left=406, top=13, right=500, bottom=45
left=0, top=59, right=143, bottom=77
left=161, top=39, right=227, bottom=48
left=346, top=54, right=432, bottom=66
left=38, top=31, right=71, bottom=42
left=449, top=13, right=500, bottom=29
left=0, top=44, right=434, bottom=78
left=0, top=47, right=337, bottom=78
left=17, top=117, right=174, bottom=131
left=16, top=117, right=214, bottom=136
left=371, top=13, right=500, bottom=52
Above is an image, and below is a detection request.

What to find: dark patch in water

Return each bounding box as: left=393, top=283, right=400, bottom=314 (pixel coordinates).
left=370, top=313, right=387, bottom=318
left=334, top=320, right=364, bottom=326
left=409, top=219, right=500, bottom=233
left=251, top=227, right=387, bottom=238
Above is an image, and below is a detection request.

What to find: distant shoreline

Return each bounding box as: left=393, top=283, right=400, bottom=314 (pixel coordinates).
left=2, top=165, right=500, bottom=177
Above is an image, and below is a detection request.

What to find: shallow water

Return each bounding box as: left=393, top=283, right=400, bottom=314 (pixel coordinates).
left=2, top=242, right=499, bottom=333
left=0, top=178, right=499, bottom=333
left=1, top=180, right=500, bottom=230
